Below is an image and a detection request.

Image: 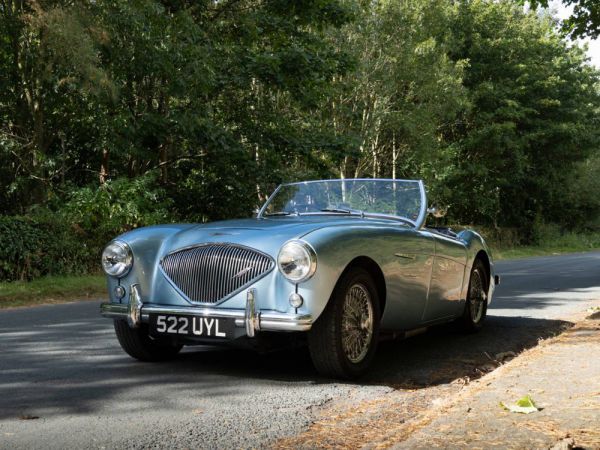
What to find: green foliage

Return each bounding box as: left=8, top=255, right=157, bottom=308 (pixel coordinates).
left=320, top=0, right=467, bottom=180
left=435, top=1, right=600, bottom=231
left=62, top=173, right=174, bottom=247
left=0, top=174, right=174, bottom=282
left=560, top=155, right=600, bottom=230
left=0, top=214, right=95, bottom=282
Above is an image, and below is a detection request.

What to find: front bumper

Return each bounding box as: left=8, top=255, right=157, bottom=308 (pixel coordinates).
left=100, top=285, right=312, bottom=335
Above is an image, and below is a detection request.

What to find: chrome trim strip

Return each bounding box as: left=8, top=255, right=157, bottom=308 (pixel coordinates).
left=100, top=303, right=312, bottom=332
left=142, top=305, right=245, bottom=320
left=101, top=302, right=128, bottom=317
left=258, top=312, right=312, bottom=332
left=281, top=177, right=421, bottom=186
left=257, top=183, right=283, bottom=218
left=415, top=179, right=427, bottom=229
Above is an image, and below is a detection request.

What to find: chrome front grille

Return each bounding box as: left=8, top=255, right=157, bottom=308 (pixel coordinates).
left=160, top=244, right=274, bottom=304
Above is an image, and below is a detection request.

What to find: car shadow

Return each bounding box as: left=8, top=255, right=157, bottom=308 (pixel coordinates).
left=0, top=304, right=573, bottom=421
left=364, top=315, right=571, bottom=387
left=174, top=313, right=571, bottom=387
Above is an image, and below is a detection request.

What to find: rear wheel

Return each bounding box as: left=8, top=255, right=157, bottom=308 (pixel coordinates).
left=114, top=320, right=182, bottom=361
left=458, top=259, right=488, bottom=332
left=308, top=267, right=380, bottom=379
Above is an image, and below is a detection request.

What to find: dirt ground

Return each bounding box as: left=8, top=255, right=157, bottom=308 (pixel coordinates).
left=273, top=307, right=600, bottom=450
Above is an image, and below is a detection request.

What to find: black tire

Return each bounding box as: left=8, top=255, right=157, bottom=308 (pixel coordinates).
left=308, top=267, right=381, bottom=379
left=113, top=320, right=183, bottom=362
left=457, top=259, right=489, bottom=333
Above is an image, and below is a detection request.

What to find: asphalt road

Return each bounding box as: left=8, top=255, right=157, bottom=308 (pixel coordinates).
left=1, top=251, right=599, bottom=449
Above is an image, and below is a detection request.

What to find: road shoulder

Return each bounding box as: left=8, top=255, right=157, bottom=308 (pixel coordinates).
left=273, top=306, right=600, bottom=450
left=393, top=307, right=600, bottom=449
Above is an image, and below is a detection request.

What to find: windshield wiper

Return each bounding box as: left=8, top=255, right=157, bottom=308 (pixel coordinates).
left=319, top=208, right=365, bottom=217
left=320, top=208, right=352, bottom=214
left=263, top=211, right=293, bottom=216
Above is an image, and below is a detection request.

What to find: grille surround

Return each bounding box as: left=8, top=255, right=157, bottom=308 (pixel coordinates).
left=160, top=243, right=274, bottom=305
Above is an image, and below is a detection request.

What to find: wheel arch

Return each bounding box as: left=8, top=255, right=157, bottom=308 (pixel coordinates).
left=457, top=229, right=495, bottom=303
left=338, top=256, right=387, bottom=316
left=475, top=250, right=490, bottom=282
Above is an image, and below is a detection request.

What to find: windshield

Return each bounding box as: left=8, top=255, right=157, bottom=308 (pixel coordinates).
left=260, top=179, right=426, bottom=227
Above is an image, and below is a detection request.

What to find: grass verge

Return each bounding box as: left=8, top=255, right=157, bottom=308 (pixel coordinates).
left=0, top=274, right=106, bottom=309
left=493, top=246, right=598, bottom=260
left=491, top=230, right=600, bottom=260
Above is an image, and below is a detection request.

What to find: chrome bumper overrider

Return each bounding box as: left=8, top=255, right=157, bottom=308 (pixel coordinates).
left=487, top=273, right=497, bottom=304
left=100, top=285, right=312, bottom=334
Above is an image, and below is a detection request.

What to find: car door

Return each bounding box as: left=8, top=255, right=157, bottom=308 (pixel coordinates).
left=421, top=231, right=467, bottom=322
left=381, top=228, right=435, bottom=330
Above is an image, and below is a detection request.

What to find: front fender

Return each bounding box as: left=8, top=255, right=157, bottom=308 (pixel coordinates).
left=296, top=224, right=418, bottom=323
left=105, top=224, right=196, bottom=303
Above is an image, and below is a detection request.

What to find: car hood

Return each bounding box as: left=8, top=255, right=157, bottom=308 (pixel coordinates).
left=120, top=216, right=404, bottom=260
left=166, top=217, right=373, bottom=255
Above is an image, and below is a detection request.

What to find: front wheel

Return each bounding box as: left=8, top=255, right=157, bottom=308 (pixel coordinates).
left=457, top=259, right=489, bottom=332
left=113, top=320, right=183, bottom=361
left=308, top=267, right=380, bottom=379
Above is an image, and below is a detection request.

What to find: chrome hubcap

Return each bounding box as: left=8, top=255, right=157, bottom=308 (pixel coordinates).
left=341, top=283, right=374, bottom=363
left=469, top=269, right=486, bottom=323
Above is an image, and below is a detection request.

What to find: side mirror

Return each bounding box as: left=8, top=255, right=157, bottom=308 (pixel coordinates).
left=253, top=208, right=261, bottom=218
left=427, top=205, right=447, bottom=218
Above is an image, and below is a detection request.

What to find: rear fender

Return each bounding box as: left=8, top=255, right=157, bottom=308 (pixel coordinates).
left=457, top=229, right=496, bottom=304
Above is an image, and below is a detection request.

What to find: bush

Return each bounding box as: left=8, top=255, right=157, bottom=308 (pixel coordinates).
left=61, top=173, right=175, bottom=249
left=0, top=214, right=98, bottom=282
left=0, top=174, right=176, bottom=282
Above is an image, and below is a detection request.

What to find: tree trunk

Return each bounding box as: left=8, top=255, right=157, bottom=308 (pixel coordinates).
left=255, top=144, right=263, bottom=203
left=159, top=142, right=168, bottom=184
left=99, top=148, right=109, bottom=184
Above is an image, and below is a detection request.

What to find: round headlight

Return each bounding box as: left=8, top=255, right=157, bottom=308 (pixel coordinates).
left=277, top=240, right=317, bottom=283
left=102, top=241, right=133, bottom=277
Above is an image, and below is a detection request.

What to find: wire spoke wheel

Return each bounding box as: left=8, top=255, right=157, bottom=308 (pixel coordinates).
left=341, top=283, right=374, bottom=364
left=308, top=267, right=380, bottom=378
left=468, top=269, right=486, bottom=323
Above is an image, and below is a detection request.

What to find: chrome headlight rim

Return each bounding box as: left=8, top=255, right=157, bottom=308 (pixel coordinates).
left=102, top=240, right=133, bottom=278
left=277, top=239, right=317, bottom=283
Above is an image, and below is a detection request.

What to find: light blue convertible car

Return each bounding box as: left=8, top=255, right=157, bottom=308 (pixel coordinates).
left=101, top=178, right=498, bottom=378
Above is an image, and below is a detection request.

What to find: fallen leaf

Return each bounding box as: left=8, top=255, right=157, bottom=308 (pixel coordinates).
left=18, top=415, right=39, bottom=420
left=500, top=395, right=540, bottom=414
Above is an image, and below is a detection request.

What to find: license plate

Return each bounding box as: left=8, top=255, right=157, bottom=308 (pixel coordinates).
left=149, top=314, right=235, bottom=338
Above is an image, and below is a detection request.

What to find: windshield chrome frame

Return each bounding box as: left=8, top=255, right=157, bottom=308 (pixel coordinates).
left=257, top=178, right=427, bottom=229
